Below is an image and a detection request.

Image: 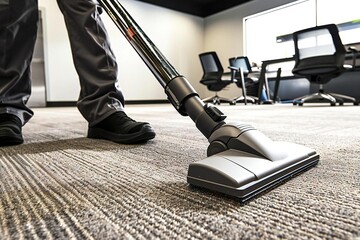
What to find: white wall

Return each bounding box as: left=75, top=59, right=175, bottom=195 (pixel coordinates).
left=40, top=0, right=322, bottom=102
left=39, top=0, right=205, bottom=102
left=39, top=1, right=77, bottom=102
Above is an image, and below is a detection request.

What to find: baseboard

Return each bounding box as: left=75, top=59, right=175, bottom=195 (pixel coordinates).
left=46, top=101, right=77, bottom=107
left=125, top=100, right=169, bottom=105
left=46, top=100, right=169, bottom=107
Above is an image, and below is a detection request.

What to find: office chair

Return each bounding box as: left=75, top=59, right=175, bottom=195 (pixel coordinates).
left=292, top=24, right=357, bottom=106
left=228, top=56, right=259, bottom=104
left=199, top=51, right=237, bottom=105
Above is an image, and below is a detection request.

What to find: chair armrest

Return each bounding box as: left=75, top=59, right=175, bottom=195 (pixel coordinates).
left=347, top=46, right=359, bottom=70
left=227, top=67, right=240, bottom=83
left=348, top=46, right=358, bottom=52
left=228, top=66, right=239, bottom=72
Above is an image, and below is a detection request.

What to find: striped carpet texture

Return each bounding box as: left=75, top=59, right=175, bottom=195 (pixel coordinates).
left=0, top=104, right=359, bottom=239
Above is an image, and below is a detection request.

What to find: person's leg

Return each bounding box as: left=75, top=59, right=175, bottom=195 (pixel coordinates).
left=56, top=0, right=155, bottom=143
left=0, top=0, right=38, bottom=145
left=56, top=0, right=123, bottom=125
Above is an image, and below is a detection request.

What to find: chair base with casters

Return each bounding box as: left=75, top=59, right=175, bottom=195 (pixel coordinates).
left=230, top=76, right=258, bottom=105
left=202, top=92, right=236, bottom=105
left=232, top=95, right=258, bottom=104
left=293, top=85, right=357, bottom=106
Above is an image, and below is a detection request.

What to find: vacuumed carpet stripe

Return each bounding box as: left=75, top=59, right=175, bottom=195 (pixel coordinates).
left=0, top=104, right=359, bottom=239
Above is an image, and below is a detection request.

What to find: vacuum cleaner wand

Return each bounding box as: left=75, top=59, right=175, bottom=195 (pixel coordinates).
left=99, top=0, right=320, bottom=202
left=99, top=0, right=225, bottom=139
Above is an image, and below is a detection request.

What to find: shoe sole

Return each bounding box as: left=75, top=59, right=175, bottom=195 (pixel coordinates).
left=0, top=128, right=24, bottom=146
left=87, top=125, right=156, bottom=144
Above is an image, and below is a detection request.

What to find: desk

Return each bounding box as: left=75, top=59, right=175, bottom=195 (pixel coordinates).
left=258, top=54, right=360, bottom=103
left=257, top=57, right=295, bottom=104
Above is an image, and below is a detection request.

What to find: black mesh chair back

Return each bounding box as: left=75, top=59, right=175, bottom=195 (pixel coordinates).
left=229, top=56, right=252, bottom=75
left=292, top=24, right=346, bottom=84
left=199, top=52, right=224, bottom=82
left=291, top=24, right=356, bottom=106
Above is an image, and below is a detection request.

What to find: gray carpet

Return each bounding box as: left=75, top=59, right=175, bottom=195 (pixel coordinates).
left=0, top=103, right=359, bottom=239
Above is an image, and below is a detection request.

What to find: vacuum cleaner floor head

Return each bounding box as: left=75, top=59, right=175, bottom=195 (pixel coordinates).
left=187, top=142, right=319, bottom=203
left=98, top=0, right=320, bottom=203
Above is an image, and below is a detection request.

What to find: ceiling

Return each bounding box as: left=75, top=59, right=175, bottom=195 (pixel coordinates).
left=136, top=0, right=253, bottom=17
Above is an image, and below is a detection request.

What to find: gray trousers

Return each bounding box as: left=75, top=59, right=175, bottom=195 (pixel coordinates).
left=0, top=0, right=124, bottom=127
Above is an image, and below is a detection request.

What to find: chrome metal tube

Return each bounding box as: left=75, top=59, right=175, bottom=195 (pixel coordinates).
left=98, top=0, right=226, bottom=139
left=98, top=0, right=179, bottom=87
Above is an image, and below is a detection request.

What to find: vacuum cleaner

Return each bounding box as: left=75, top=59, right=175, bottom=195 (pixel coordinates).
left=98, top=0, right=320, bottom=202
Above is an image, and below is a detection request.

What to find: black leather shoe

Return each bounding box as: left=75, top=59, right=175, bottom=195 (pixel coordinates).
left=87, top=111, right=156, bottom=144
left=0, top=114, right=24, bottom=146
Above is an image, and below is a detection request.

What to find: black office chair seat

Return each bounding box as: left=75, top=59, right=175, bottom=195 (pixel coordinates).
left=292, top=24, right=358, bottom=106
left=200, top=76, right=234, bottom=105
